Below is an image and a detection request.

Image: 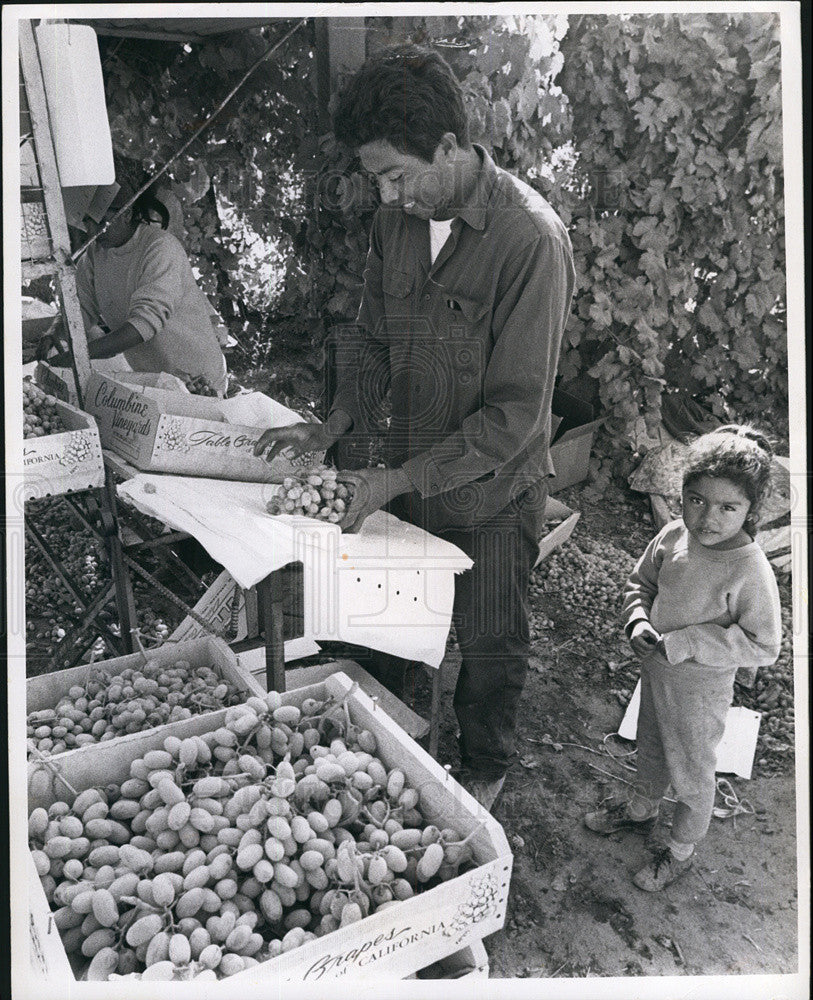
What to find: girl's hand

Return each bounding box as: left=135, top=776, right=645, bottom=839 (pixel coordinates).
left=629, top=621, right=663, bottom=658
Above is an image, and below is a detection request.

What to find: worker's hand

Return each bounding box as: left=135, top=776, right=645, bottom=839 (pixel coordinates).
left=338, top=467, right=412, bottom=534
left=629, top=620, right=664, bottom=659
left=254, top=422, right=340, bottom=464
left=254, top=410, right=353, bottom=464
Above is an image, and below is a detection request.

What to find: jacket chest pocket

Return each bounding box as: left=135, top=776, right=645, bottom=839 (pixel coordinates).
left=383, top=268, right=414, bottom=304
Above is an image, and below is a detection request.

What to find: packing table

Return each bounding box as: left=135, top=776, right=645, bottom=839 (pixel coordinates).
left=104, top=450, right=473, bottom=754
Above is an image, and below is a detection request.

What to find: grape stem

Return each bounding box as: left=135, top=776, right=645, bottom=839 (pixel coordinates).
left=27, top=742, right=79, bottom=797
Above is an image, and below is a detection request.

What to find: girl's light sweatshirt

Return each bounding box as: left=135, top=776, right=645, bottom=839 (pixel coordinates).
left=623, top=519, right=782, bottom=679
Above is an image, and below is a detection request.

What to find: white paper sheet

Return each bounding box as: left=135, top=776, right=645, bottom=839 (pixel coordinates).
left=117, top=474, right=472, bottom=667
left=217, top=392, right=308, bottom=429
left=618, top=679, right=762, bottom=779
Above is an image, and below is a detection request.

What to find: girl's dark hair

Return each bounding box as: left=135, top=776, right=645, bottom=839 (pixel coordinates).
left=332, top=44, right=470, bottom=162
left=682, top=424, right=774, bottom=536
left=114, top=154, right=169, bottom=230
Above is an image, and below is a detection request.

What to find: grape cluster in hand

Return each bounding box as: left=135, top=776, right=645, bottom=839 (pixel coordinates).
left=265, top=467, right=354, bottom=523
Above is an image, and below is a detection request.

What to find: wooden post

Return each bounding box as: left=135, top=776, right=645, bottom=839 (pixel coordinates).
left=100, top=471, right=137, bottom=655
left=258, top=569, right=287, bottom=694
left=19, top=18, right=92, bottom=404
left=314, top=16, right=366, bottom=129
left=429, top=663, right=442, bottom=759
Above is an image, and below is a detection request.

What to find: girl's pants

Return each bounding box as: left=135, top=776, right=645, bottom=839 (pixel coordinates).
left=635, top=651, right=736, bottom=843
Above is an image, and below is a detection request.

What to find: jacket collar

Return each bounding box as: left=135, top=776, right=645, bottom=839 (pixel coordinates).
left=454, top=144, right=497, bottom=232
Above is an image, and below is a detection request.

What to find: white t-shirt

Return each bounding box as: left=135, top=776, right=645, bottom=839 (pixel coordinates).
left=429, top=218, right=454, bottom=264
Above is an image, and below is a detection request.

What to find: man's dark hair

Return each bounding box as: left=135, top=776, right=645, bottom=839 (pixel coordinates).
left=332, top=44, right=470, bottom=162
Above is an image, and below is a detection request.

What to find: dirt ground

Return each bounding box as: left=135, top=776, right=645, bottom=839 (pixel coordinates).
left=399, top=491, right=801, bottom=982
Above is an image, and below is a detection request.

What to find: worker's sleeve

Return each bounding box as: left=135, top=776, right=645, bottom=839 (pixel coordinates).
left=663, top=559, right=783, bottom=669
left=75, top=255, right=101, bottom=333
left=400, top=231, right=573, bottom=495
left=125, top=234, right=190, bottom=343
left=329, top=211, right=391, bottom=432
left=621, top=529, right=668, bottom=637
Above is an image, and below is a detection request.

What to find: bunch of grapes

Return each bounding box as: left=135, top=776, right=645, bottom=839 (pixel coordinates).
left=182, top=375, right=219, bottom=397
left=444, top=872, right=501, bottom=941
left=26, top=661, right=247, bottom=756
left=28, top=687, right=485, bottom=982
left=265, top=466, right=354, bottom=524
left=159, top=419, right=190, bottom=454
left=533, top=535, right=636, bottom=646
left=24, top=381, right=66, bottom=439
left=61, top=431, right=94, bottom=465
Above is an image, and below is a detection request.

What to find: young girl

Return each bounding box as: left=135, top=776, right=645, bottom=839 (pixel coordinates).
left=585, top=425, right=782, bottom=890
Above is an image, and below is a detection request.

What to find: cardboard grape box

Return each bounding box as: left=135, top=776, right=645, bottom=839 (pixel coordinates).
left=28, top=671, right=512, bottom=983
left=26, top=635, right=264, bottom=768
left=22, top=392, right=104, bottom=502
left=84, top=371, right=324, bottom=483
left=34, top=362, right=80, bottom=406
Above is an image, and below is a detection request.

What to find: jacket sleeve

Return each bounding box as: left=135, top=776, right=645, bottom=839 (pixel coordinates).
left=328, top=210, right=391, bottom=435
left=125, top=234, right=190, bottom=342
left=621, top=529, right=667, bottom=636
left=663, top=558, right=783, bottom=669
left=400, top=229, right=574, bottom=495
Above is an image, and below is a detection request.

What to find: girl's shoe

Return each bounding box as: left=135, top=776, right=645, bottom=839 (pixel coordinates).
left=584, top=798, right=657, bottom=835
left=632, top=848, right=693, bottom=891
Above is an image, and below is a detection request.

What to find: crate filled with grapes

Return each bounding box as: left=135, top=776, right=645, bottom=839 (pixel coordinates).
left=84, top=371, right=324, bottom=483
left=28, top=671, right=512, bottom=983
left=21, top=379, right=104, bottom=502
left=27, top=636, right=265, bottom=762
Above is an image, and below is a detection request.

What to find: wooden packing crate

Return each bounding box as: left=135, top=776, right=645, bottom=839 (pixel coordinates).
left=535, top=496, right=580, bottom=568
left=22, top=391, right=104, bottom=502
left=84, top=370, right=324, bottom=483
left=27, top=636, right=264, bottom=776
left=28, top=671, right=512, bottom=983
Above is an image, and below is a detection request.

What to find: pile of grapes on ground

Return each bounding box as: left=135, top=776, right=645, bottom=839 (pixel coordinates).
left=29, top=684, right=488, bottom=982
left=531, top=533, right=635, bottom=649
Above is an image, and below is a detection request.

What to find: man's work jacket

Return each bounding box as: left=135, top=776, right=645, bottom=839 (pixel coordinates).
left=330, top=144, right=576, bottom=531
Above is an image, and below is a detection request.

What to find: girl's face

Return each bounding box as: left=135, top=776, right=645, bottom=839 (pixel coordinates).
left=682, top=475, right=752, bottom=550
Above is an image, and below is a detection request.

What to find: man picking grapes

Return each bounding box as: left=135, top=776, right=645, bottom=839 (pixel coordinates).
left=254, top=45, right=574, bottom=811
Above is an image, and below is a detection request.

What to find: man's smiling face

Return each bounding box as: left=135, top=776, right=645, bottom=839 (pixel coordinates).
left=359, top=138, right=455, bottom=220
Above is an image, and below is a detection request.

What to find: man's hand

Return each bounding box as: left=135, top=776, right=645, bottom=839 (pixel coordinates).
left=629, top=620, right=664, bottom=659
left=254, top=423, right=338, bottom=464
left=339, top=467, right=412, bottom=534
left=254, top=410, right=353, bottom=464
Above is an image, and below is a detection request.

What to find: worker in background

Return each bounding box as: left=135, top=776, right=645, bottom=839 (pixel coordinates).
left=45, top=158, right=228, bottom=396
